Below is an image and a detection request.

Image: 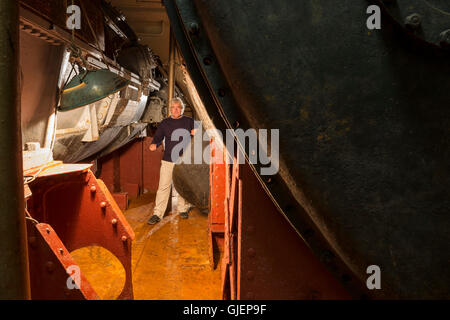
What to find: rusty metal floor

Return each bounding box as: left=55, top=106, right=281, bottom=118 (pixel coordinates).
left=70, top=192, right=222, bottom=300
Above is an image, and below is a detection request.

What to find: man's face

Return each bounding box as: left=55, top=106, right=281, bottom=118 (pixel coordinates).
left=170, top=102, right=182, bottom=118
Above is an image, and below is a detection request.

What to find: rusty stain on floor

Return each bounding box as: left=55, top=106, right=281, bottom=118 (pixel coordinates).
left=70, top=192, right=222, bottom=300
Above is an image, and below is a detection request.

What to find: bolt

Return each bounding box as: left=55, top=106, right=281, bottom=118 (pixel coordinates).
left=46, top=228, right=50, bottom=234
left=46, top=261, right=55, bottom=273
left=28, top=236, right=37, bottom=248
left=218, top=88, right=226, bottom=97
left=439, top=29, right=450, bottom=47
left=59, top=248, right=64, bottom=255
left=248, top=248, right=256, bottom=257
left=111, top=219, right=118, bottom=226
left=404, top=13, right=422, bottom=30
left=188, top=22, right=199, bottom=35
left=90, top=185, right=97, bottom=193
left=121, top=236, right=127, bottom=242
left=203, top=56, right=213, bottom=65
left=100, top=201, right=107, bottom=208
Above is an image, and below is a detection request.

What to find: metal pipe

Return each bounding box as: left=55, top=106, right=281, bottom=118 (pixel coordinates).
left=167, top=29, right=176, bottom=115
left=0, top=0, right=30, bottom=299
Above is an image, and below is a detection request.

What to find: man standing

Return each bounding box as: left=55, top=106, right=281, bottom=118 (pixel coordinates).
left=147, top=97, right=195, bottom=225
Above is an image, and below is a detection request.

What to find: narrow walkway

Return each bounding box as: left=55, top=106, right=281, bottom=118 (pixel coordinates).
left=71, top=192, right=222, bottom=300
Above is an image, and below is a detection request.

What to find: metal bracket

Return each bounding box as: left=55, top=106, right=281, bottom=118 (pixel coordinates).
left=26, top=163, right=135, bottom=299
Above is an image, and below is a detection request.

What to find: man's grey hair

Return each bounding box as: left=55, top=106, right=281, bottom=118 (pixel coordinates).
left=170, top=97, right=185, bottom=115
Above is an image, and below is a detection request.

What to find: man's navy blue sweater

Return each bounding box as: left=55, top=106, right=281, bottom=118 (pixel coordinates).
left=152, top=115, right=195, bottom=162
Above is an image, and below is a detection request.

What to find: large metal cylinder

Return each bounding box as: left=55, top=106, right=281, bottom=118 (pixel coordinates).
left=173, top=130, right=210, bottom=209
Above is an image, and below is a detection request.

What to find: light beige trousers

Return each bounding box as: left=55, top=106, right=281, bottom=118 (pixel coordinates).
left=154, top=160, right=190, bottom=219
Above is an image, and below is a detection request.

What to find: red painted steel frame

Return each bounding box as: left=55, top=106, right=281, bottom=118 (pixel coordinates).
left=26, top=221, right=99, bottom=300
left=98, top=137, right=164, bottom=197
left=209, top=141, right=351, bottom=300
left=208, top=140, right=226, bottom=269
left=26, top=163, right=135, bottom=299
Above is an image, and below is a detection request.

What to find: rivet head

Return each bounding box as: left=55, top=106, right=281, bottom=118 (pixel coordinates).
left=28, top=236, right=37, bottom=248
left=90, top=186, right=97, bottom=193
left=59, top=248, right=64, bottom=255
left=46, top=228, right=50, bottom=234
left=100, top=201, right=107, bottom=208
left=246, top=270, right=255, bottom=280
left=121, top=236, right=127, bottom=242
left=248, top=248, right=256, bottom=257
left=46, top=261, right=55, bottom=273
left=203, top=56, right=213, bottom=65
left=218, top=88, right=226, bottom=97
left=188, top=22, right=199, bottom=35
left=405, top=13, right=422, bottom=29
left=111, top=219, right=118, bottom=226
left=246, top=291, right=254, bottom=299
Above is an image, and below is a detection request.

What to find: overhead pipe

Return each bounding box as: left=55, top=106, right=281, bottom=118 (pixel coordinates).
left=0, top=0, right=30, bottom=299
left=167, top=29, right=176, bottom=115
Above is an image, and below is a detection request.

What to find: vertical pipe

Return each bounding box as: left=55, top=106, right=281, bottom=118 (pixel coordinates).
left=165, top=50, right=173, bottom=209
left=141, top=138, right=144, bottom=195
left=165, top=29, right=174, bottom=213
left=167, top=29, right=176, bottom=115
left=0, top=1, right=30, bottom=299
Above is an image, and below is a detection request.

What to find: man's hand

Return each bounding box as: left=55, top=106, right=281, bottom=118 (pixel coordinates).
left=149, top=144, right=157, bottom=151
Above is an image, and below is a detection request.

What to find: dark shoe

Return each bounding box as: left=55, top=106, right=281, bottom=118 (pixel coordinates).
left=147, top=215, right=161, bottom=225
left=179, top=210, right=189, bottom=219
